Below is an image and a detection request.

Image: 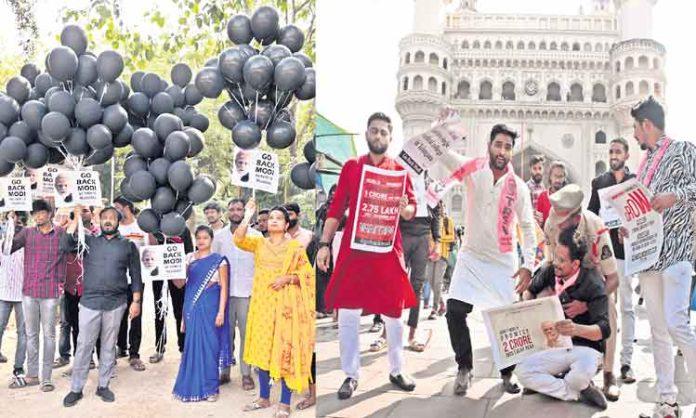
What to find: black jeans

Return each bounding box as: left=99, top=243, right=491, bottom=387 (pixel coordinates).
left=446, top=299, right=514, bottom=377
left=152, top=281, right=185, bottom=354
left=118, top=285, right=142, bottom=359
left=402, top=233, right=429, bottom=328
left=64, top=292, right=80, bottom=357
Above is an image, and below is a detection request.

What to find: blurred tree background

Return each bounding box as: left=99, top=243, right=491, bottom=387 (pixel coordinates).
left=0, top=0, right=316, bottom=227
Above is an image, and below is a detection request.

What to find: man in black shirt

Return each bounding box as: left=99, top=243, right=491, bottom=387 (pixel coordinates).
left=61, top=205, right=142, bottom=407
left=516, top=226, right=609, bottom=410
left=587, top=137, right=637, bottom=385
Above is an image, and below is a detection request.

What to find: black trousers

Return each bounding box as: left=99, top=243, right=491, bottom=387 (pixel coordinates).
left=402, top=233, right=429, bottom=328
left=446, top=299, right=514, bottom=377
left=316, top=268, right=330, bottom=314
left=63, top=292, right=80, bottom=356
left=118, top=285, right=142, bottom=359
left=152, top=281, right=185, bottom=354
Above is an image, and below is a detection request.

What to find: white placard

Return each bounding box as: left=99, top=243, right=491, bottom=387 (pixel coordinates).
left=397, top=116, right=466, bottom=176
left=412, top=173, right=428, bottom=217
left=482, top=296, right=572, bottom=370
left=597, top=184, right=623, bottom=229
left=231, top=147, right=280, bottom=193
left=604, top=178, right=663, bottom=275
left=54, top=169, right=102, bottom=208
left=139, top=244, right=186, bottom=282
left=40, top=165, right=60, bottom=197
left=0, top=177, right=32, bottom=212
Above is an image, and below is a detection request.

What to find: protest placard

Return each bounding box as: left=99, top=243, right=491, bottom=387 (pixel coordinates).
left=604, top=178, right=663, bottom=275
left=0, top=177, right=32, bottom=212
left=482, top=296, right=572, bottom=370
left=349, top=165, right=406, bottom=253
left=397, top=117, right=466, bottom=176
left=139, top=244, right=186, bottom=282
left=597, top=184, right=623, bottom=229
left=230, top=147, right=280, bottom=193
left=54, top=169, right=102, bottom=208
left=40, top=165, right=60, bottom=197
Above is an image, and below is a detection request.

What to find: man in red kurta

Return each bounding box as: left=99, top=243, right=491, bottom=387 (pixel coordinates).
left=316, top=112, right=418, bottom=400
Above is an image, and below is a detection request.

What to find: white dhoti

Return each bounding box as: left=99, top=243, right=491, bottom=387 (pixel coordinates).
left=448, top=250, right=517, bottom=310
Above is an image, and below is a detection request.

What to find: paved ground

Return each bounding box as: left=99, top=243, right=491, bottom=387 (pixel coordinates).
left=317, top=292, right=696, bottom=418
left=0, top=286, right=315, bottom=418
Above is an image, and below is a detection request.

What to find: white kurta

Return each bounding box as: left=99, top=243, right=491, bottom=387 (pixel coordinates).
left=449, top=166, right=537, bottom=310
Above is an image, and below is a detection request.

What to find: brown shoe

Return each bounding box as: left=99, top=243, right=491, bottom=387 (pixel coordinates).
left=242, top=375, right=255, bottom=391
left=603, top=372, right=620, bottom=402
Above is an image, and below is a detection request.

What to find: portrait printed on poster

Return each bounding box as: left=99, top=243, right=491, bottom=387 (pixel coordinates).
left=138, top=244, right=186, bottom=282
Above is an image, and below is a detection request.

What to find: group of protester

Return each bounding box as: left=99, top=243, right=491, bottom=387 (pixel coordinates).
left=316, top=96, right=696, bottom=418
left=0, top=192, right=316, bottom=417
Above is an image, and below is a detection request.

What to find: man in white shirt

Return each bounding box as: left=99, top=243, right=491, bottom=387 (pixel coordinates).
left=213, top=198, right=260, bottom=391
left=446, top=124, right=536, bottom=396
left=0, top=212, right=26, bottom=377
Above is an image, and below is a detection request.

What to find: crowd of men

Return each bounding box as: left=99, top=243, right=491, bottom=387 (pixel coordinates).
left=0, top=193, right=317, bottom=410
left=317, top=96, right=696, bottom=418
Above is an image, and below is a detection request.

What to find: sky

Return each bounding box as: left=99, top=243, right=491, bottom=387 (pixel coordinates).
left=316, top=0, right=696, bottom=155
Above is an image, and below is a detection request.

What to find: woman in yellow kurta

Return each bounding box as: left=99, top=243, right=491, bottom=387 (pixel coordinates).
left=234, top=198, right=315, bottom=417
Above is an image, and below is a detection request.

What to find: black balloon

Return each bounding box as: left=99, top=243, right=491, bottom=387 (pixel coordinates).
left=251, top=6, right=280, bottom=44
left=0, top=95, right=20, bottom=126
left=238, top=44, right=259, bottom=59
left=96, top=81, right=123, bottom=106
left=218, top=100, right=246, bottom=130
left=262, top=44, right=291, bottom=67
left=137, top=208, right=160, bottom=233
left=131, top=127, right=162, bottom=159
left=187, top=175, right=216, bottom=204
left=23, top=143, right=49, bottom=168
left=74, top=98, right=103, bottom=128
left=86, top=124, right=112, bottom=150
left=41, top=111, right=71, bottom=141
left=124, top=154, right=148, bottom=177
left=9, top=121, right=33, bottom=144
left=141, top=73, right=163, bottom=98
left=151, top=92, right=175, bottom=115
left=6, top=76, right=32, bottom=104
left=195, top=67, right=224, bottom=99
left=130, top=71, right=145, bottom=92
left=129, top=170, right=157, bottom=200
left=227, top=14, right=253, bottom=44
left=266, top=120, right=296, bottom=149
left=165, top=85, right=185, bottom=107
left=0, top=159, right=14, bottom=176
left=188, top=113, right=209, bottom=132
left=248, top=99, right=274, bottom=128
left=64, top=128, right=90, bottom=155
left=184, top=84, right=203, bottom=106
left=292, top=52, right=313, bottom=68
left=242, top=55, right=274, bottom=92
left=75, top=54, right=98, bottom=86
left=96, top=50, right=124, bottom=83
left=171, top=63, right=193, bottom=88
left=0, top=136, right=28, bottom=163
left=175, top=199, right=194, bottom=220
left=148, top=157, right=171, bottom=186
left=153, top=113, right=183, bottom=142
left=127, top=92, right=150, bottom=117
left=277, top=25, right=305, bottom=53
left=151, top=186, right=177, bottom=213
left=34, top=73, right=58, bottom=97
left=218, top=48, right=247, bottom=84
left=295, top=68, right=316, bottom=100
left=102, top=104, right=128, bottom=133
left=163, top=131, right=190, bottom=162
left=268, top=87, right=293, bottom=108
left=231, top=120, right=262, bottom=149
left=20, top=63, right=41, bottom=85
left=274, top=57, right=306, bottom=92
left=303, top=139, right=316, bottom=163
left=60, top=25, right=88, bottom=55
left=120, top=177, right=141, bottom=202
left=47, top=46, right=79, bottom=81
left=184, top=127, right=204, bottom=158
left=167, top=160, right=194, bottom=192
left=160, top=212, right=186, bottom=236
left=114, top=124, right=133, bottom=148
left=47, top=90, right=76, bottom=118
left=290, top=161, right=315, bottom=190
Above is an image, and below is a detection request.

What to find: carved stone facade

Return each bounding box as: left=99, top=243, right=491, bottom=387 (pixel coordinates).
left=396, top=0, right=666, bottom=224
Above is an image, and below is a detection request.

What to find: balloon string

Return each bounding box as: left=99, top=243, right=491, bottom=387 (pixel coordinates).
left=227, top=89, right=245, bottom=110
left=98, top=84, right=107, bottom=105
left=237, top=83, right=246, bottom=108
left=254, top=91, right=259, bottom=123
left=183, top=202, right=193, bottom=215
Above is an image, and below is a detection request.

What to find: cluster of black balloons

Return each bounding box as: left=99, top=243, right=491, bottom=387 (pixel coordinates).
left=0, top=25, right=134, bottom=175
left=126, top=64, right=209, bottom=133
left=194, top=5, right=316, bottom=151
left=290, top=139, right=316, bottom=190
left=120, top=112, right=214, bottom=237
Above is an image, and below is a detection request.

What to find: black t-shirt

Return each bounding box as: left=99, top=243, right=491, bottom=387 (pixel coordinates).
left=529, top=264, right=611, bottom=354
